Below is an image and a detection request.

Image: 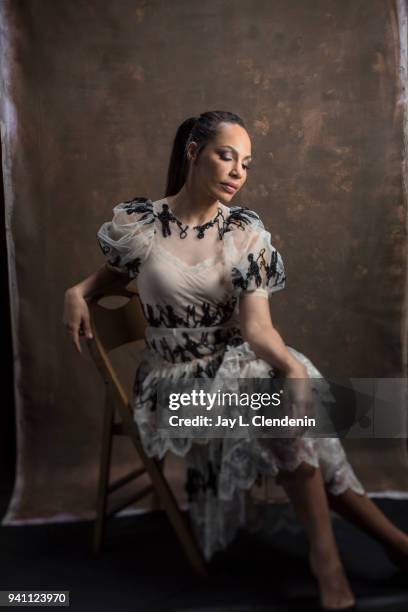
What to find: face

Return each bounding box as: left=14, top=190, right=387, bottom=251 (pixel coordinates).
left=187, top=122, right=252, bottom=203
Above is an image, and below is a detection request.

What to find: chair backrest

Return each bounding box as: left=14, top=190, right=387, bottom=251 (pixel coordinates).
left=86, top=288, right=147, bottom=412
left=87, top=287, right=147, bottom=353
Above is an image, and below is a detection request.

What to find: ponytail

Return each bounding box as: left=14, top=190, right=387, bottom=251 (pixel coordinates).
left=165, top=110, right=246, bottom=197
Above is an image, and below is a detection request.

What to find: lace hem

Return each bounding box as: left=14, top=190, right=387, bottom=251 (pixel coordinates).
left=132, top=340, right=366, bottom=560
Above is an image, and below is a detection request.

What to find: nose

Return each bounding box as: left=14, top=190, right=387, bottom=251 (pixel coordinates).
left=230, top=162, right=243, bottom=179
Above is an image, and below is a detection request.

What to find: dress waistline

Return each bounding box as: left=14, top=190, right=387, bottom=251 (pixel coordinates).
left=145, top=322, right=239, bottom=336
left=144, top=323, right=244, bottom=365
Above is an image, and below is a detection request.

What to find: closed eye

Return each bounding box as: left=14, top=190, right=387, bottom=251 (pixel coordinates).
left=219, top=154, right=251, bottom=170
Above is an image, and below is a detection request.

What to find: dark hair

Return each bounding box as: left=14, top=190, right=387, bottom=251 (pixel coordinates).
left=165, top=110, right=247, bottom=197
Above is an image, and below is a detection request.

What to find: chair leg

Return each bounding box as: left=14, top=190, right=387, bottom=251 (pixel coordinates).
left=147, top=456, right=208, bottom=576
left=124, top=424, right=208, bottom=576
left=93, top=391, right=114, bottom=556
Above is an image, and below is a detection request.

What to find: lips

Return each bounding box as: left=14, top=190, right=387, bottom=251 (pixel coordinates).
left=221, top=182, right=238, bottom=192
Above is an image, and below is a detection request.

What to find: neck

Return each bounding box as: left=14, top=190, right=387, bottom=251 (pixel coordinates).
left=167, top=184, right=221, bottom=225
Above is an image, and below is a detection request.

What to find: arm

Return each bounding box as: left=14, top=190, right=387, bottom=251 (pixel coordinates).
left=63, top=263, right=131, bottom=354
left=239, top=293, right=306, bottom=376
left=239, top=293, right=314, bottom=420
left=66, top=262, right=131, bottom=301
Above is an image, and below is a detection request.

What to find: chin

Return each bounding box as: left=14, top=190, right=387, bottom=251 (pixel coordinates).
left=217, top=186, right=237, bottom=201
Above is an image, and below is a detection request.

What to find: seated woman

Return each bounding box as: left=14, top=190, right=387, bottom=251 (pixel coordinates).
left=64, top=110, right=408, bottom=611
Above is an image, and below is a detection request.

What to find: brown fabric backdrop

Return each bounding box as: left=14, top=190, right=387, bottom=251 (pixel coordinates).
left=1, top=0, right=407, bottom=526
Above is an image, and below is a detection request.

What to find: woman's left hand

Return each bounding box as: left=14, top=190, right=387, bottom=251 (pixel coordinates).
left=281, top=363, right=315, bottom=433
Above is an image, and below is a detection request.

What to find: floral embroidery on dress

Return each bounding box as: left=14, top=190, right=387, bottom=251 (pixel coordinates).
left=145, top=326, right=243, bottom=364
left=140, top=298, right=237, bottom=328
left=232, top=247, right=286, bottom=293
left=96, top=196, right=155, bottom=279
left=121, top=196, right=155, bottom=222
left=222, top=206, right=262, bottom=233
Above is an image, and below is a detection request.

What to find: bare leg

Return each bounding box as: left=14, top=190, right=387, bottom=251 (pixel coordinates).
left=326, top=488, right=408, bottom=570
left=277, top=462, right=356, bottom=610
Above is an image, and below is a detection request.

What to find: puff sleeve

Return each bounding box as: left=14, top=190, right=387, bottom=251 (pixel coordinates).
left=96, top=197, right=155, bottom=279
left=229, top=207, right=286, bottom=299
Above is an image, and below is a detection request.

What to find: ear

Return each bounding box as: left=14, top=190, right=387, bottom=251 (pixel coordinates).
left=186, top=141, right=198, bottom=161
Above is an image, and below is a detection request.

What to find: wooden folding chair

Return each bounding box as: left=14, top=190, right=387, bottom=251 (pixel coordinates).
left=85, top=287, right=207, bottom=576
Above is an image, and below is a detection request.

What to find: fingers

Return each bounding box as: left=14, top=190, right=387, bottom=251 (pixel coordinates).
left=63, top=293, right=93, bottom=353
left=64, top=323, right=84, bottom=354
left=73, top=327, right=82, bottom=354
left=83, top=317, right=93, bottom=339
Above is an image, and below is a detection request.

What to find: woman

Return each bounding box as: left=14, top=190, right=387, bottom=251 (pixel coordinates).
left=64, top=110, right=408, bottom=610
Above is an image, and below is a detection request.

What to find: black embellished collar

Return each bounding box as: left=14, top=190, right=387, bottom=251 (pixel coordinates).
left=156, top=200, right=228, bottom=240
left=146, top=197, right=261, bottom=240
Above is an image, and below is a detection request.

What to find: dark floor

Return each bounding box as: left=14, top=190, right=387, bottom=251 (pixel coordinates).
left=1, top=498, right=408, bottom=611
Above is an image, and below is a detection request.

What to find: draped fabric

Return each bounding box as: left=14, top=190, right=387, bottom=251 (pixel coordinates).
left=1, top=0, right=407, bottom=530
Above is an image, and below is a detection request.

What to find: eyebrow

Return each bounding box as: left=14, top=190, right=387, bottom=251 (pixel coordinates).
left=219, top=145, right=252, bottom=161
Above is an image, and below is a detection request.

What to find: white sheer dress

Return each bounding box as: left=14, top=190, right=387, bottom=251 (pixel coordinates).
left=96, top=196, right=365, bottom=561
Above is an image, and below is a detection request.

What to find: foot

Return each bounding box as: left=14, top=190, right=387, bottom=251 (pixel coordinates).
left=309, top=549, right=356, bottom=610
